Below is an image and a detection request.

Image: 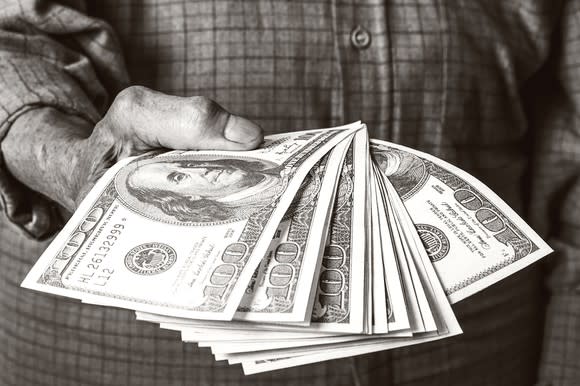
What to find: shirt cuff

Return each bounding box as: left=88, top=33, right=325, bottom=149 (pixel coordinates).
left=0, top=58, right=102, bottom=240
left=0, top=148, right=63, bottom=240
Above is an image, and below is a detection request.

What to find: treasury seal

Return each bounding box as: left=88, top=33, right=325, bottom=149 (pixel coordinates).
left=125, top=243, right=177, bottom=275
left=416, top=224, right=450, bottom=262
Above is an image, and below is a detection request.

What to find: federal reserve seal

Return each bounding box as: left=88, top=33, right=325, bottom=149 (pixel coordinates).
left=416, top=224, right=450, bottom=262
left=125, top=243, right=177, bottom=275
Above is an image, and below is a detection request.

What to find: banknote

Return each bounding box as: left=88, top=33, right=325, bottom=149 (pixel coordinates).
left=381, top=176, right=455, bottom=334
left=370, top=139, right=553, bottom=303
left=369, top=165, right=409, bottom=333
left=181, top=328, right=340, bottom=342
left=211, top=333, right=378, bottom=359
left=240, top=317, right=461, bottom=375
left=22, top=124, right=362, bottom=320
left=135, top=128, right=368, bottom=332
left=235, top=137, right=352, bottom=322
left=239, top=179, right=460, bottom=373
left=377, top=172, right=437, bottom=333
left=309, top=128, right=368, bottom=333
left=368, top=170, right=389, bottom=333
left=372, top=163, right=426, bottom=333
left=199, top=131, right=374, bottom=356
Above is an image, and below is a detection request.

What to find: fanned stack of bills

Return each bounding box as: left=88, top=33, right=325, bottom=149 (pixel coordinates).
left=22, top=122, right=552, bottom=374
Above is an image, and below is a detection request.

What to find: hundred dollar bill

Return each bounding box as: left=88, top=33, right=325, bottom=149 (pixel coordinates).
left=21, top=123, right=361, bottom=320
left=222, top=163, right=451, bottom=367
left=372, top=163, right=426, bottom=333
left=370, top=139, right=552, bottom=303
left=180, top=328, right=340, bottom=342
left=369, top=167, right=409, bottom=333
left=235, top=137, right=352, bottom=322
left=239, top=182, right=461, bottom=373
left=309, top=128, right=368, bottom=333
left=137, top=128, right=368, bottom=332
left=240, top=313, right=460, bottom=375
left=381, top=176, right=454, bottom=334
left=213, top=334, right=379, bottom=362
left=368, top=164, right=389, bottom=334
left=234, top=267, right=456, bottom=371
left=376, top=169, right=437, bottom=333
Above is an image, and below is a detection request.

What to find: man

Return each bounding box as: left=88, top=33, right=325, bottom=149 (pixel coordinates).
left=0, top=1, right=578, bottom=385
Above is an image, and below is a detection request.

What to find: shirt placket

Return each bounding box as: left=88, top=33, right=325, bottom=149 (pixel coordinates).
left=332, top=0, right=391, bottom=140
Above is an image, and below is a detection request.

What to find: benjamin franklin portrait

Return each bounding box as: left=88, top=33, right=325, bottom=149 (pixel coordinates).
left=115, top=154, right=286, bottom=225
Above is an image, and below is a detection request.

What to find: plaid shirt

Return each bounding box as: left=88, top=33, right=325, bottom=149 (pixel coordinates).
left=0, top=1, right=578, bottom=385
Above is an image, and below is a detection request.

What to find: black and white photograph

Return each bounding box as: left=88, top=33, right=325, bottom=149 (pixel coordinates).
left=0, top=1, right=577, bottom=385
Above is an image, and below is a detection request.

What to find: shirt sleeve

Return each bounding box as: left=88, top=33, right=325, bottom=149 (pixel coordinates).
left=526, top=1, right=580, bottom=383
left=0, top=0, right=128, bottom=239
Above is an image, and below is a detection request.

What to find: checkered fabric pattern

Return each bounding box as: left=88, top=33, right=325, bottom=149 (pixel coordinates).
left=0, top=0, right=578, bottom=385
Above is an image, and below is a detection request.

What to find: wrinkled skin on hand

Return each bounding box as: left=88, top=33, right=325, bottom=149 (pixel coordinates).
left=2, top=86, right=263, bottom=212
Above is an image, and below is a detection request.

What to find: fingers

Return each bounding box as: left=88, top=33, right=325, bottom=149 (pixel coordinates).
left=106, top=86, right=263, bottom=152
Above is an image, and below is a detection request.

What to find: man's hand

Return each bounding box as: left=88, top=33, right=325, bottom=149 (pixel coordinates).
left=1, top=86, right=263, bottom=212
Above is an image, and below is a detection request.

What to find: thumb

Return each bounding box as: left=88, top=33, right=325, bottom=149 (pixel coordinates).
left=184, top=96, right=264, bottom=151
left=108, top=86, right=263, bottom=151
left=220, top=114, right=265, bottom=149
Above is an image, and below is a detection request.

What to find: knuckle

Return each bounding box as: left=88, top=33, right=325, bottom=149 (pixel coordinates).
left=112, top=85, right=148, bottom=114
left=105, top=85, right=152, bottom=135
left=190, top=96, right=228, bottom=128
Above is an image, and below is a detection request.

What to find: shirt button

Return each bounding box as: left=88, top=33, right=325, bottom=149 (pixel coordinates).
left=351, top=25, right=371, bottom=50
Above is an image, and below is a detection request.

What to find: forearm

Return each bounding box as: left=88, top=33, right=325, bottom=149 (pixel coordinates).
left=0, top=1, right=129, bottom=238
left=1, top=108, right=109, bottom=211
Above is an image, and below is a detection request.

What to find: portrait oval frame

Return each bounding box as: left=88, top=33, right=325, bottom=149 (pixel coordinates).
left=115, top=153, right=285, bottom=226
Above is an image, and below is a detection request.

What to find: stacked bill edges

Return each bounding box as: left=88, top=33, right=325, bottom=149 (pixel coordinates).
left=21, top=122, right=552, bottom=374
